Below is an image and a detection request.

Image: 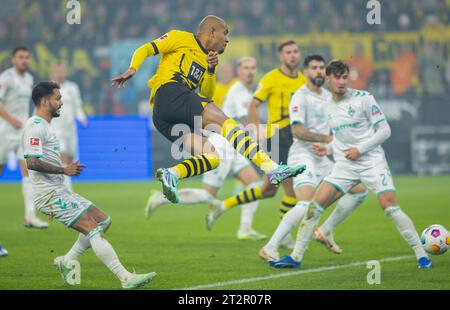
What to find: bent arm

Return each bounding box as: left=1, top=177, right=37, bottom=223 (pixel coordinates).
left=292, top=123, right=331, bottom=143
left=356, top=120, right=391, bottom=154
left=26, top=157, right=64, bottom=174
left=129, top=43, right=158, bottom=72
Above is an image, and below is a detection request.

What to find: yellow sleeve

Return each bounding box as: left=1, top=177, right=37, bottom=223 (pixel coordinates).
left=253, top=74, right=272, bottom=102
left=129, top=30, right=183, bottom=72
left=199, top=69, right=216, bottom=99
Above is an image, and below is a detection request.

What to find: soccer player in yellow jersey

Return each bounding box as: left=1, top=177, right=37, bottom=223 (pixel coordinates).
left=112, top=16, right=304, bottom=203
left=206, top=41, right=307, bottom=248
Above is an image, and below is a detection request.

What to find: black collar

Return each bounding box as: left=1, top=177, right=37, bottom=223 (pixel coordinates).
left=193, top=34, right=208, bottom=55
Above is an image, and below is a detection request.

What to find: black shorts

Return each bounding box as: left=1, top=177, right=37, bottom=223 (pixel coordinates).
left=153, top=82, right=212, bottom=143
left=266, top=125, right=293, bottom=164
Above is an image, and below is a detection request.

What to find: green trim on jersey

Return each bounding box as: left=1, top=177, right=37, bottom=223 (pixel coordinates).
left=23, top=154, right=42, bottom=158
left=372, top=118, right=386, bottom=128
left=376, top=189, right=396, bottom=196
left=323, top=180, right=346, bottom=194
left=291, top=120, right=305, bottom=126
left=67, top=204, right=94, bottom=228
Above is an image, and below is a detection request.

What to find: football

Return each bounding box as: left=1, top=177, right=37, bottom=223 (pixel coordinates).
left=421, top=225, right=450, bottom=255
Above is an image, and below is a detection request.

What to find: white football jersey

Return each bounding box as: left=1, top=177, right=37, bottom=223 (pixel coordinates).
left=221, top=81, right=253, bottom=121
left=289, top=85, right=331, bottom=156
left=51, top=80, right=86, bottom=138
left=22, top=116, right=65, bottom=206
left=0, top=67, right=33, bottom=136
left=324, top=88, right=387, bottom=168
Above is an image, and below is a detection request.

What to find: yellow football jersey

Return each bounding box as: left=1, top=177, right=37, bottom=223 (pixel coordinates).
left=129, top=30, right=216, bottom=106
left=254, top=69, right=307, bottom=137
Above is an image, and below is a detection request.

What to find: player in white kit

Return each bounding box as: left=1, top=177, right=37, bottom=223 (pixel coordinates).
left=23, top=81, right=156, bottom=288
left=0, top=47, right=48, bottom=228
left=145, top=57, right=267, bottom=240
left=259, top=55, right=368, bottom=261
left=270, top=60, right=432, bottom=269
left=51, top=63, right=87, bottom=191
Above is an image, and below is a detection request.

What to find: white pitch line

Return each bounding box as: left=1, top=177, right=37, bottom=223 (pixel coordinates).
left=177, top=255, right=415, bottom=290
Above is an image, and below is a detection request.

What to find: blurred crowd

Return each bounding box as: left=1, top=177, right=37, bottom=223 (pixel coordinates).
left=2, top=0, right=448, bottom=44
left=0, top=0, right=449, bottom=118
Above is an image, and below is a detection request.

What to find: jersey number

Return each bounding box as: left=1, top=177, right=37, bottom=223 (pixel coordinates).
left=187, top=61, right=206, bottom=84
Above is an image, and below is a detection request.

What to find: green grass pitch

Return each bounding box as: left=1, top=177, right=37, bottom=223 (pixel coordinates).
left=0, top=176, right=449, bottom=290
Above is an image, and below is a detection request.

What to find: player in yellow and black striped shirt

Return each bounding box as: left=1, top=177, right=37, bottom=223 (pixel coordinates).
left=112, top=16, right=305, bottom=204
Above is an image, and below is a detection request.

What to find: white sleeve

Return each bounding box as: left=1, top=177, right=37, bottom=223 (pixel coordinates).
left=289, top=92, right=307, bottom=126
left=363, top=95, right=386, bottom=127
left=357, top=97, right=391, bottom=154
left=73, top=84, right=86, bottom=122
left=22, top=124, right=45, bottom=159
left=0, top=73, right=10, bottom=105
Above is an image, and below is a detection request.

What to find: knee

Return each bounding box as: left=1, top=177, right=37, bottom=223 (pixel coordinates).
left=350, top=189, right=369, bottom=203
left=99, top=216, right=112, bottom=232
left=262, top=186, right=277, bottom=198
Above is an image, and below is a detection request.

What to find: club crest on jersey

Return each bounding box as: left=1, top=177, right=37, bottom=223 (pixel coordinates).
left=347, top=106, right=355, bottom=117
left=157, top=33, right=169, bottom=42
left=372, top=105, right=381, bottom=116
left=292, top=106, right=299, bottom=113
left=30, top=138, right=40, bottom=146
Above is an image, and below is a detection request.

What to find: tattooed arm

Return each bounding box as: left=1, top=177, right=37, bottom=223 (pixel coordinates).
left=26, top=157, right=85, bottom=176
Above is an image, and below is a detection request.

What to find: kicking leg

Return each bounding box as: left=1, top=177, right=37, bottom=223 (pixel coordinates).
left=156, top=132, right=220, bottom=203
left=202, top=103, right=305, bottom=184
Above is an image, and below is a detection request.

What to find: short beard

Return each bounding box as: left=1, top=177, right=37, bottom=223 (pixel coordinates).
left=311, top=77, right=324, bottom=87
left=51, top=111, right=60, bottom=118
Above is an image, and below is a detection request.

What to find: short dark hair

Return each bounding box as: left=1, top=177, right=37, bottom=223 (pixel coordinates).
left=32, top=82, right=60, bottom=106
left=326, top=60, right=349, bottom=77
left=303, top=55, right=326, bottom=68
left=12, top=46, right=30, bottom=57
left=278, top=40, right=297, bottom=53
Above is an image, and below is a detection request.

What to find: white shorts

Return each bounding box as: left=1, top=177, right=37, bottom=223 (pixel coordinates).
left=58, top=136, right=78, bottom=158
left=323, top=161, right=396, bottom=195
left=37, top=189, right=94, bottom=227
left=202, top=133, right=250, bottom=188
left=288, top=150, right=333, bottom=189
left=0, top=135, right=23, bottom=164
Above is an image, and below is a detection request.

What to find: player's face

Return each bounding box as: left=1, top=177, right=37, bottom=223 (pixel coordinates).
left=305, top=60, right=325, bottom=87
left=47, top=89, right=63, bottom=118
left=237, top=60, right=257, bottom=85
left=210, top=25, right=229, bottom=54
left=11, top=50, right=30, bottom=73
left=327, top=71, right=350, bottom=96
left=53, top=65, right=67, bottom=83
left=279, top=44, right=300, bottom=71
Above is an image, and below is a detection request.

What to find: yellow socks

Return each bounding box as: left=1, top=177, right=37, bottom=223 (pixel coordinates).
left=171, top=153, right=220, bottom=179
left=279, top=195, right=297, bottom=218
left=224, top=186, right=262, bottom=210
left=221, top=118, right=276, bottom=172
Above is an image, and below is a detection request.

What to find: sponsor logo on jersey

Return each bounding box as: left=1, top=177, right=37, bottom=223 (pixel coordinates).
left=30, top=138, right=40, bottom=146
left=371, top=105, right=381, bottom=116
left=157, top=33, right=169, bottom=42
